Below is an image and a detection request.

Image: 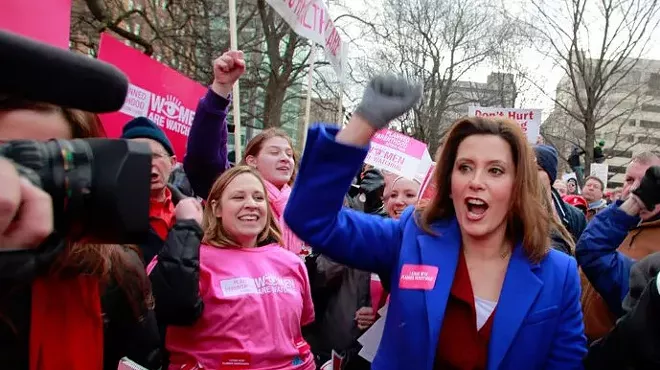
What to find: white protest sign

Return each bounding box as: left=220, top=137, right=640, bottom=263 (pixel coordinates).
left=365, top=129, right=430, bottom=180
left=468, top=107, right=542, bottom=143
left=264, top=0, right=348, bottom=79
left=357, top=303, right=389, bottom=362
left=590, top=163, right=609, bottom=189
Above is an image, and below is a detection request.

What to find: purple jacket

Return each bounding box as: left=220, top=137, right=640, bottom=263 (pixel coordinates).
left=183, top=89, right=231, bottom=200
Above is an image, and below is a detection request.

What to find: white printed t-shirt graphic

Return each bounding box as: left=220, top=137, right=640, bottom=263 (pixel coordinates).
left=220, top=275, right=297, bottom=297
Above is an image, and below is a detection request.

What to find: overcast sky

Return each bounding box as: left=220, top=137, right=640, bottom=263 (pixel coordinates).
left=325, top=0, right=660, bottom=121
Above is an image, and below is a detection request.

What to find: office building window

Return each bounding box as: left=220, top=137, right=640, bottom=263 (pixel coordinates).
left=649, top=73, right=660, bottom=90
left=640, top=120, right=660, bottom=129
left=607, top=149, right=633, bottom=158
left=642, top=104, right=660, bottom=113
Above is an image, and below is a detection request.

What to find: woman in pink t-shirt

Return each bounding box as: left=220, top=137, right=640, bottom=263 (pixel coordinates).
left=148, top=166, right=315, bottom=370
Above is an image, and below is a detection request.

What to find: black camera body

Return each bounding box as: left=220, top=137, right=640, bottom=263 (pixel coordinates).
left=0, top=139, right=152, bottom=244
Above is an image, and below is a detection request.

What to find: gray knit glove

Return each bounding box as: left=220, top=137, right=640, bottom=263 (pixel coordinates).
left=354, top=75, right=422, bottom=130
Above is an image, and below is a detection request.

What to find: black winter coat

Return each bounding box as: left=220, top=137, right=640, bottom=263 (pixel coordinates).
left=138, top=184, right=187, bottom=266
left=585, top=252, right=660, bottom=369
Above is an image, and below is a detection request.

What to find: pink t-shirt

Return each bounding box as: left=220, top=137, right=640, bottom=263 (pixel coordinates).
left=158, top=243, right=315, bottom=370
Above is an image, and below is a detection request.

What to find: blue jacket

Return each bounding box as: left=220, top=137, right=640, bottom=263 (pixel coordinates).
left=284, top=125, right=586, bottom=370
left=575, top=202, right=639, bottom=316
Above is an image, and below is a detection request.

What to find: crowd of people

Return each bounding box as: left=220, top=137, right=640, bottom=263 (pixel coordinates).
left=1, top=42, right=660, bottom=370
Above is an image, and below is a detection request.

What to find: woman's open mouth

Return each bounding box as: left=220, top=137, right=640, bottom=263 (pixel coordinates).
left=465, top=197, right=489, bottom=221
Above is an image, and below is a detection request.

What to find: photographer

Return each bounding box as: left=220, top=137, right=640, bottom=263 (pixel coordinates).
left=0, top=47, right=161, bottom=370
left=0, top=99, right=161, bottom=369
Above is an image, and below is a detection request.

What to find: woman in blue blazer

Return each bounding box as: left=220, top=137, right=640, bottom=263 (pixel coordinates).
left=284, top=76, right=586, bottom=369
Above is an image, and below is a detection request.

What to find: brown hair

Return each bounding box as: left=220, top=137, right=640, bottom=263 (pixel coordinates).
left=0, top=98, right=150, bottom=319
left=55, top=108, right=151, bottom=317
left=0, top=97, right=107, bottom=138
left=240, top=128, right=298, bottom=185
left=202, top=166, right=283, bottom=247
left=418, top=117, right=550, bottom=263
left=583, top=176, right=604, bottom=191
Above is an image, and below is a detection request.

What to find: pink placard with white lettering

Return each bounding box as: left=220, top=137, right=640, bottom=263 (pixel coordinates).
left=365, top=129, right=429, bottom=180
left=371, top=129, right=426, bottom=157
left=398, top=264, right=439, bottom=290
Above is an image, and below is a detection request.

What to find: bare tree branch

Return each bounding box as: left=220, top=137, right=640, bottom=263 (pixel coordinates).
left=520, top=0, right=660, bottom=176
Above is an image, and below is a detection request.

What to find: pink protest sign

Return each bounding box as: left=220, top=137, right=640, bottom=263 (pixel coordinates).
left=0, top=0, right=72, bottom=48
left=365, top=129, right=428, bottom=180
left=97, top=33, right=206, bottom=159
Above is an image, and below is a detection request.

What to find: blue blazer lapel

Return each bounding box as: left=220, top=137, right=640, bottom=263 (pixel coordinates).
left=416, top=218, right=461, bottom=360
left=488, top=244, right=543, bottom=370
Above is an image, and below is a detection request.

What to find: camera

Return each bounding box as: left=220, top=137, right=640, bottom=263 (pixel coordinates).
left=0, top=138, right=152, bottom=244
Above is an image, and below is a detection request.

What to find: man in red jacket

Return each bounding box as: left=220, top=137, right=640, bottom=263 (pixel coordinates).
left=121, top=116, right=180, bottom=264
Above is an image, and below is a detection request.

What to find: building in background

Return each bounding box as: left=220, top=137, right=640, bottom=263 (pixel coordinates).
left=544, top=58, right=660, bottom=188
left=445, top=72, right=517, bottom=121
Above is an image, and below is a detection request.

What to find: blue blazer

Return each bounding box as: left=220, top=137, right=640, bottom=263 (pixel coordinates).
left=284, top=125, right=587, bottom=370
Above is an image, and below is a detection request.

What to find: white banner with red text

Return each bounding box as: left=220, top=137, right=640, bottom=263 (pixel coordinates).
left=468, top=107, right=542, bottom=143
left=264, top=0, right=348, bottom=79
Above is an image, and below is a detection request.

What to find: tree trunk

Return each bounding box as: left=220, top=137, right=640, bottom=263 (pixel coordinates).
left=262, top=74, right=286, bottom=128
left=584, top=121, right=595, bottom=178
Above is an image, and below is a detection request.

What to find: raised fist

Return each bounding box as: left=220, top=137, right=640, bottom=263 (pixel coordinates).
left=175, top=197, right=203, bottom=226
left=354, top=75, right=423, bottom=130
left=632, top=165, right=660, bottom=211
left=211, top=50, right=246, bottom=97
left=359, top=168, right=385, bottom=214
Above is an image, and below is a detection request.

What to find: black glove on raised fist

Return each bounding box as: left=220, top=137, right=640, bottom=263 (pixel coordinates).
left=632, top=166, right=660, bottom=211
left=354, top=75, right=423, bottom=130
left=360, top=169, right=386, bottom=215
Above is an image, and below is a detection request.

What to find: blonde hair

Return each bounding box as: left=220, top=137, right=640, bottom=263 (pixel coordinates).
left=202, top=166, right=283, bottom=247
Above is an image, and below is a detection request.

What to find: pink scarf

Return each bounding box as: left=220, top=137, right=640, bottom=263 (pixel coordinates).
left=264, top=180, right=304, bottom=255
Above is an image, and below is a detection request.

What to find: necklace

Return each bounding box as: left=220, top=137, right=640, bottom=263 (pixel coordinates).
left=463, top=243, right=512, bottom=260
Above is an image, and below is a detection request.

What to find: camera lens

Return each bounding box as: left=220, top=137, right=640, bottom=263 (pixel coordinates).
left=0, top=139, right=93, bottom=236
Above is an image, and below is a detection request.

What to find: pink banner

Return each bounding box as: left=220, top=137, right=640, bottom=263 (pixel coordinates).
left=97, top=33, right=206, bottom=159
left=1, top=0, right=72, bottom=48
